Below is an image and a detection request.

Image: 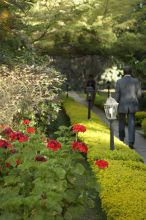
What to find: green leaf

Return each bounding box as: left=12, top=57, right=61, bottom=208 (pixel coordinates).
left=63, top=190, right=77, bottom=203
left=55, top=167, right=66, bottom=179
left=0, top=213, right=19, bottom=220
left=64, top=205, right=85, bottom=220
left=74, top=163, right=85, bottom=175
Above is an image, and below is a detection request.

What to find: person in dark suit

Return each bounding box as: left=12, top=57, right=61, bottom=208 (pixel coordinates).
left=115, top=66, right=142, bottom=149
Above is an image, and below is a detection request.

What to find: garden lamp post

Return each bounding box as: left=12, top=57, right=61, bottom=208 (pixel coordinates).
left=106, top=81, right=111, bottom=97
left=66, top=82, right=69, bottom=98
left=104, top=95, right=118, bottom=150
left=86, top=86, right=95, bottom=119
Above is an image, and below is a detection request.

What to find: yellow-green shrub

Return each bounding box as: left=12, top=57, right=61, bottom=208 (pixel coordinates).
left=135, top=111, right=146, bottom=126
left=142, top=118, right=146, bottom=136
left=64, top=97, right=146, bottom=220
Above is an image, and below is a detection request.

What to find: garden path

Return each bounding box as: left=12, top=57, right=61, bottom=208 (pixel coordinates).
left=68, top=91, right=146, bottom=163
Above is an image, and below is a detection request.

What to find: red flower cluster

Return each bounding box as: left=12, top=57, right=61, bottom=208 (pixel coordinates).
left=26, top=127, right=36, bottom=134
left=2, top=127, right=13, bottom=136
left=47, top=140, right=61, bottom=151
left=22, top=119, right=30, bottom=125
left=95, top=160, right=109, bottom=169
left=72, top=124, right=86, bottom=133
left=72, top=141, right=88, bottom=153
left=9, top=132, right=29, bottom=142
left=35, top=155, right=47, bottom=162
left=0, top=139, right=12, bottom=149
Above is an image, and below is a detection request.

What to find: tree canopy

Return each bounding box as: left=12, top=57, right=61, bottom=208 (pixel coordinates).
left=0, top=0, right=146, bottom=78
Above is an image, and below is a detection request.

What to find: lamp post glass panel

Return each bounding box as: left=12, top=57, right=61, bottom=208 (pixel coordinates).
left=104, top=96, right=118, bottom=150
left=86, top=86, right=95, bottom=119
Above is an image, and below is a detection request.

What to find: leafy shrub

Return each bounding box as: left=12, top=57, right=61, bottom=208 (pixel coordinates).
left=0, top=120, right=97, bottom=220
left=94, top=94, right=107, bottom=110
left=0, top=65, right=65, bottom=126
left=142, top=118, right=146, bottom=136
left=135, top=111, right=146, bottom=126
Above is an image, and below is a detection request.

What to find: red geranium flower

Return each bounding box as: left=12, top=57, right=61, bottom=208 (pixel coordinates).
left=26, top=127, right=36, bottom=134
left=2, top=127, right=13, bottom=136
left=95, top=160, right=109, bottom=169
left=16, top=159, right=21, bottom=166
left=22, top=119, right=30, bottom=125
left=18, top=134, right=29, bottom=143
left=9, top=132, right=29, bottom=142
left=5, top=162, right=11, bottom=168
left=10, top=149, right=17, bottom=154
left=72, top=141, right=88, bottom=153
left=72, top=124, right=86, bottom=133
left=35, top=155, right=47, bottom=162
left=47, top=140, right=61, bottom=151
left=0, top=139, right=12, bottom=148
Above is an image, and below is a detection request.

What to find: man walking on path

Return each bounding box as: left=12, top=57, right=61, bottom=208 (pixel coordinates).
left=115, top=66, right=142, bottom=149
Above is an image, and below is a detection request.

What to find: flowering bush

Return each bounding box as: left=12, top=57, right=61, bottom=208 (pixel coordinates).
left=0, top=120, right=97, bottom=220
left=0, top=65, right=65, bottom=126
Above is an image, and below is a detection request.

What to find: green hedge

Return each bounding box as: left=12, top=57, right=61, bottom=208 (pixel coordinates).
left=94, top=93, right=107, bottom=110
left=135, top=111, right=146, bottom=126
left=142, top=118, right=146, bottom=136
left=64, top=97, right=146, bottom=220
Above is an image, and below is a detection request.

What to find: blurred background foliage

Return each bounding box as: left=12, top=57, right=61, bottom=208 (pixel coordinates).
left=0, top=0, right=146, bottom=79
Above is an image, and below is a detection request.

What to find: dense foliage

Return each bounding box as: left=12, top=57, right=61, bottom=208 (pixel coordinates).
left=1, top=0, right=146, bottom=79
left=0, top=64, right=65, bottom=126
left=0, top=121, right=97, bottom=220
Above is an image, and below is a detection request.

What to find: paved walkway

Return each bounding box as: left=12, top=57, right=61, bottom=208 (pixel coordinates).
left=69, top=91, right=146, bottom=163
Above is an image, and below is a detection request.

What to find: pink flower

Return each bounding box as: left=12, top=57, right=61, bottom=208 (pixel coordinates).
left=47, top=140, right=61, bottom=151
left=95, top=160, right=109, bottom=169
left=22, top=119, right=30, bottom=125
left=72, top=124, right=86, bottom=133
left=26, top=127, right=36, bottom=134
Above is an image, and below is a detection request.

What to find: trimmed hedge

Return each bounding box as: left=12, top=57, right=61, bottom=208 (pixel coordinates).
left=64, top=97, right=146, bottom=220
left=94, top=93, right=107, bottom=110
left=135, top=111, right=146, bottom=126
left=142, top=118, right=146, bottom=136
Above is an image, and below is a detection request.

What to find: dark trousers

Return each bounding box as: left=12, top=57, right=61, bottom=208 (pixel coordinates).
left=118, top=113, right=135, bottom=144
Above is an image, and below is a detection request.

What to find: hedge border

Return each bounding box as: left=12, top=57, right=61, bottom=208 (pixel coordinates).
left=64, top=97, right=146, bottom=220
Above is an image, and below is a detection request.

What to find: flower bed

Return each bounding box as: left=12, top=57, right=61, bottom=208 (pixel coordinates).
left=64, top=97, right=146, bottom=220
left=0, top=120, right=97, bottom=219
